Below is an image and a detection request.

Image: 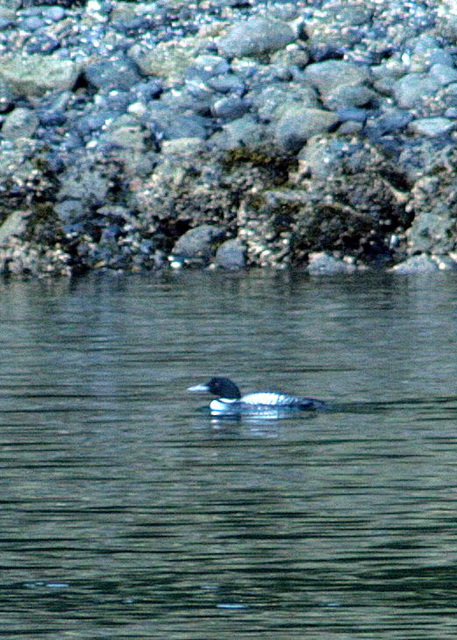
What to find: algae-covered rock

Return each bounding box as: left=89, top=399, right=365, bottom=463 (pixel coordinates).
left=406, top=172, right=457, bottom=254
left=238, top=140, right=410, bottom=267
left=129, top=36, right=205, bottom=82
left=0, top=54, right=80, bottom=96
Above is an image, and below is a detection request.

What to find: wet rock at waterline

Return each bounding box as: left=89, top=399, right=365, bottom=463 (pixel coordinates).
left=170, top=225, right=225, bottom=267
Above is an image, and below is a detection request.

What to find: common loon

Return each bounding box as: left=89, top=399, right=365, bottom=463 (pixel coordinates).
left=188, top=377, right=327, bottom=415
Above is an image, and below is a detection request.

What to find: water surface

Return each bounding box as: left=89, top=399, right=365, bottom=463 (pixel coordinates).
left=1, top=271, right=457, bottom=638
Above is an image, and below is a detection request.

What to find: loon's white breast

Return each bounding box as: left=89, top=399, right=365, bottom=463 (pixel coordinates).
left=210, top=398, right=239, bottom=411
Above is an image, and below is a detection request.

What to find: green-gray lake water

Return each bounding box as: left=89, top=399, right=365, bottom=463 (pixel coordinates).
left=1, top=270, right=457, bottom=639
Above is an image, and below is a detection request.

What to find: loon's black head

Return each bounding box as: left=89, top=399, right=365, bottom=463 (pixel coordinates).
left=188, top=377, right=241, bottom=400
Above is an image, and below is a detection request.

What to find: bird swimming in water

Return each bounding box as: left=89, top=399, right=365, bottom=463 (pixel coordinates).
left=188, top=376, right=327, bottom=416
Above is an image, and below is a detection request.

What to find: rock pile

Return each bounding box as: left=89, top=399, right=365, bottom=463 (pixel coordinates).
left=0, top=0, right=457, bottom=275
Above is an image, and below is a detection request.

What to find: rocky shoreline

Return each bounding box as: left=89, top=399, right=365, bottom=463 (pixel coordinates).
left=1, top=0, right=457, bottom=276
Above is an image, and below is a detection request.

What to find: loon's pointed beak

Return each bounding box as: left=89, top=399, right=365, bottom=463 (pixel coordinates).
left=188, top=383, right=210, bottom=393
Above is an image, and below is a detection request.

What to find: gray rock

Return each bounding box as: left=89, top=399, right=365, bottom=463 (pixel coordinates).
left=134, top=80, right=163, bottom=102
left=161, top=138, right=204, bottom=155
left=171, top=224, right=224, bottom=265
left=275, top=106, right=339, bottom=152
left=391, top=254, right=440, bottom=274
left=373, top=75, right=401, bottom=97
left=102, top=119, right=150, bottom=152
left=22, top=15, right=44, bottom=30
left=213, top=114, right=267, bottom=151
left=337, top=121, right=364, bottom=135
left=27, top=33, right=60, bottom=56
left=218, top=17, right=295, bottom=58
left=304, top=3, right=371, bottom=57
left=2, top=107, right=39, bottom=139
left=371, top=59, right=408, bottom=84
left=406, top=176, right=456, bottom=254
left=99, top=90, right=132, bottom=114
left=432, top=255, right=457, bottom=270
left=410, top=35, right=454, bottom=72
left=166, top=115, right=209, bottom=141
left=412, top=34, right=443, bottom=54
left=159, top=86, right=212, bottom=116
left=0, top=54, right=80, bottom=97
left=365, top=109, right=413, bottom=137
left=397, top=139, right=457, bottom=182
left=0, top=17, right=14, bottom=29
left=208, top=74, right=245, bottom=96
left=193, top=55, right=230, bottom=76
left=84, top=55, right=141, bottom=91
left=109, top=1, right=140, bottom=28
left=38, top=108, right=67, bottom=127
left=443, top=82, right=457, bottom=108
left=251, top=83, right=319, bottom=121
left=0, top=5, right=16, bottom=22
left=0, top=210, right=29, bottom=245
left=303, top=60, right=370, bottom=97
left=308, top=252, right=357, bottom=275
left=211, top=96, right=248, bottom=120
left=74, top=111, right=112, bottom=138
left=58, top=166, right=110, bottom=207
left=429, top=63, right=457, bottom=86
left=270, top=45, right=309, bottom=70
left=55, top=199, right=85, bottom=225
left=392, top=73, right=441, bottom=109
left=323, top=84, right=378, bottom=110
left=145, top=103, right=209, bottom=141
left=230, top=58, right=260, bottom=81
left=0, top=238, right=70, bottom=277
left=436, top=5, right=457, bottom=42
left=268, top=64, right=293, bottom=82
left=0, top=77, right=15, bottom=113
left=408, top=117, right=455, bottom=137
left=337, top=108, right=370, bottom=124
left=42, top=6, right=65, bottom=21
left=0, top=139, right=41, bottom=199
left=298, top=137, right=365, bottom=179
left=184, top=74, right=216, bottom=102
left=214, top=238, right=246, bottom=269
